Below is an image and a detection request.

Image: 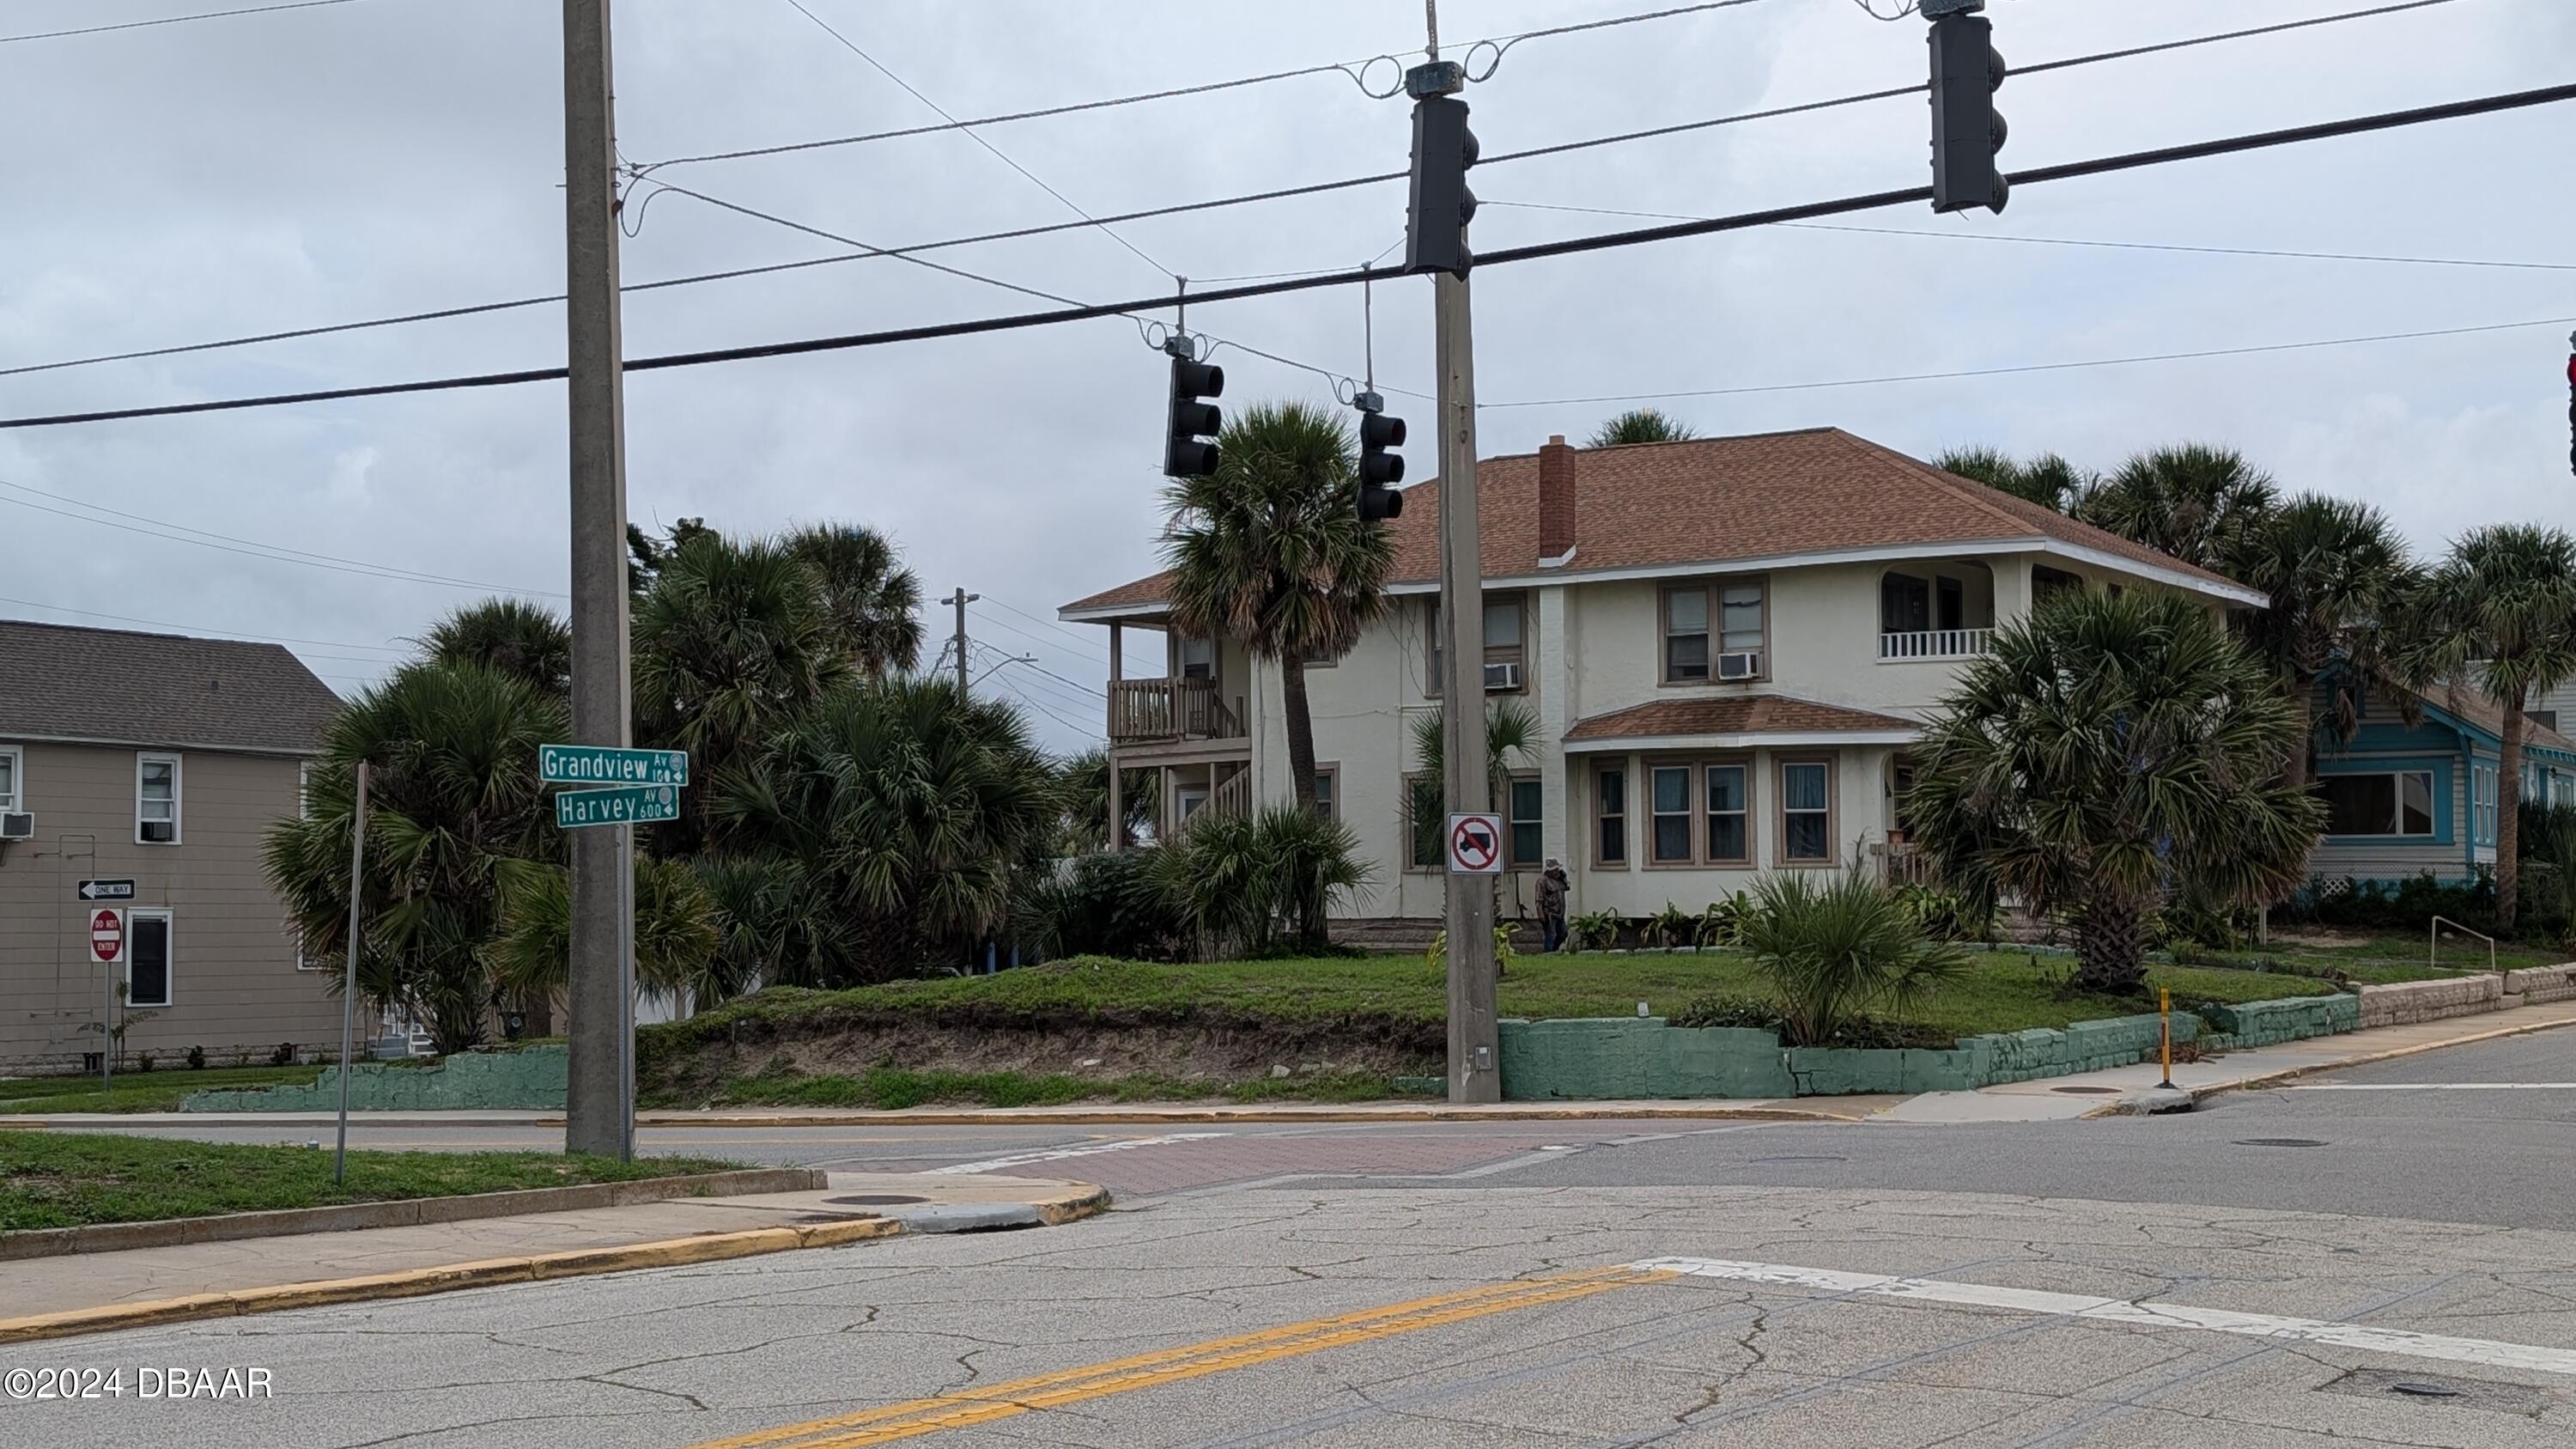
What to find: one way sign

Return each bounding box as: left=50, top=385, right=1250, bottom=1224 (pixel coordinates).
left=76, top=879, right=136, bottom=902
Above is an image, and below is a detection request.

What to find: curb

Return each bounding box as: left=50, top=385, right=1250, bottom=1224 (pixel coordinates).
left=2088, top=1011, right=2576, bottom=1116
left=0, top=1218, right=899, bottom=1346
left=11, top=1105, right=1871, bottom=1129
left=0, top=1187, right=1114, bottom=1345
left=0, top=1168, right=826, bottom=1263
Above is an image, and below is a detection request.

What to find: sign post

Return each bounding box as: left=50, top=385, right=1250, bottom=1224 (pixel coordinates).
left=90, top=907, right=125, bottom=1090
left=539, top=745, right=688, bottom=1164
left=337, top=762, right=370, bottom=1186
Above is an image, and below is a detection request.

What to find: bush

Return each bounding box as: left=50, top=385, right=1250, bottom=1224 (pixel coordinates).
left=1670, top=994, right=1780, bottom=1029
left=134, top=1052, right=155, bottom=1073
left=185, top=1045, right=206, bottom=1070
left=1567, top=909, right=1622, bottom=953
left=1152, top=805, right=1371, bottom=959
left=2291, top=872, right=2498, bottom=935
left=1696, top=893, right=1751, bottom=948
left=1648, top=902, right=1696, bottom=948
left=1018, top=849, right=1190, bottom=962
left=1738, top=870, right=1969, bottom=1046
left=1893, top=883, right=1993, bottom=943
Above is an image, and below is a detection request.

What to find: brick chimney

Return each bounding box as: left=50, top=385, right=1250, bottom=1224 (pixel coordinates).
left=1537, top=435, right=1577, bottom=565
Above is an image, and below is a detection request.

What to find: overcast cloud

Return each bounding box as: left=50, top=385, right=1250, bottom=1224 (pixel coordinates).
left=3, top=0, right=2571, bottom=751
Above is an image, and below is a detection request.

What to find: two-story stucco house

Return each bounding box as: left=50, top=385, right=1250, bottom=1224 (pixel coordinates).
left=1060, top=428, right=2272, bottom=930
left=1, top=620, right=344, bottom=1073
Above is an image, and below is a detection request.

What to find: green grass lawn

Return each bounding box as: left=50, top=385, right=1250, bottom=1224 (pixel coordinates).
left=0, top=1131, right=745, bottom=1232
left=2253, top=933, right=2569, bottom=983
left=0, top=1064, right=329, bottom=1116
left=666, top=948, right=2348, bottom=1048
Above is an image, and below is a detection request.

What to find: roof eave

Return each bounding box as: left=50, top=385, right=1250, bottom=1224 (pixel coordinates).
left=1564, top=728, right=1923, bottom=752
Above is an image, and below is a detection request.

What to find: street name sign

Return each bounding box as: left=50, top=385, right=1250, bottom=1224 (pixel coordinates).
left=538, top=744, right=689, bottom=787
left=76, top=879, right=137, bottom=902
left=556, top=783, right=683, bottom=830
left=1448, top=813, right=1504, bottom=875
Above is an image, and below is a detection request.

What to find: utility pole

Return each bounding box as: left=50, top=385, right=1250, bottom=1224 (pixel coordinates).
left=562, top=0, right=635, bottom=1160
left=1406, top=10, right=1500, bottom=1104
left=948, top=588, right=979, bottom=695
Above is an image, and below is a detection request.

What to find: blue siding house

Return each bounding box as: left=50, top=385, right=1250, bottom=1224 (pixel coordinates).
left=2308, top=684, right=2576, bottom=886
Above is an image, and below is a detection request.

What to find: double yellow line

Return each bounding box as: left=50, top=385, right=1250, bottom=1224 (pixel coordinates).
left=690, top=1264, right=1677, bottom=1449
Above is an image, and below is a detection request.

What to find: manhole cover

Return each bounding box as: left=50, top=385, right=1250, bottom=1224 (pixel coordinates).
left=2234, top=1138, right=2328, bottom=1148
left=823, top=1194, right=930, bottom=1206
left=2051, top=1086, right=2123, bottom=1094
left=2322, top=1367, right=2546, bottom=1415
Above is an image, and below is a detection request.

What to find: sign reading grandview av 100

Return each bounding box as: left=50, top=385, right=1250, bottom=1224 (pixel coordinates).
left=538, top=744, right=689, bottom=787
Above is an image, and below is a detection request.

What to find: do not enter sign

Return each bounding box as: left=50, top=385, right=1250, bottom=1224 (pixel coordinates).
left=1448, top=813, right=1504, bottom=875
left=90, top=908, right=125, bottom=965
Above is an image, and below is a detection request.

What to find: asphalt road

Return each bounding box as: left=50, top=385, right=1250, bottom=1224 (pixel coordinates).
left=9, top=1029, right=2575, bottom=1446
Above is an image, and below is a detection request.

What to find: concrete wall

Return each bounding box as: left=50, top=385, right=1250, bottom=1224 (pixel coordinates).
left=2505, top=964, right=2576, bottom=1004
left=1497, top=1005, right=2270, bottom=1101
left=2199, top=994, right=2362, bottom=1048
left=183, top=1045, right=568, bottom=1111
left=1, top=740, right=337, bottom=1074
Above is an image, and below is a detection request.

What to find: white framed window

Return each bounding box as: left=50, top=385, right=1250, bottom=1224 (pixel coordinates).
left=0, top=743, right=21, bottom=814
left=136, top=752, right=182, bottom=844
left=2320, top=770, right=2436, bottom=838
left=1778, top=758, right=1834, bottom=864
left=1312, top=765, right=1339, bottom=824
left=126, top=909, right=173, bottom=1008
left=1507, top=774, right=1543, bottom=868
left=1662, top=579, right=1766, bottom=683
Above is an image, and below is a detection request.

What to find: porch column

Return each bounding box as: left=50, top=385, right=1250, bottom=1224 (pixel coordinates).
left=1536, top=585, right=1573, bottom=899
left=1992, top=555, right=2034, bottom=628
left=1106, top=621, right=1124, bottom=850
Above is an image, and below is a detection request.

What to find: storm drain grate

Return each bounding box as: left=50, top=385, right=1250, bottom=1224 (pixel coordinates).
left=823, top=1194, right=931, bottom=1206
left=2233, top=1137, right=2329, bottom=1148
left=2321, top=1367, right=2553, bottom=1416
left=2051, top=1086, right=2123, bottom=1094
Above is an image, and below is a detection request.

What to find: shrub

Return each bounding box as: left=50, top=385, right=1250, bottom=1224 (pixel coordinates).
left=1670, top=994, right=1780, bottom=1030
left=1738, top=869, right=1970, bottom=1046
left=1155, top=805, right=1371, bottom=959
left=1696, top=892, right=1751, bottom=948
left=1426, top=924, right=1522, bottom=974
left=1018, top=849, right=1189, bottom=962
left=1648, top=902, right=1696, bottom=948
left=134, top=1052, right=155, bottom=1073
left=1567, top=909, right=1622, bottom=953
left=185, top=1045, right=206, bottom=1070
left=1893, top=883, right=1992, bottom=943
left=2293, top=871, right=2500, bottom=935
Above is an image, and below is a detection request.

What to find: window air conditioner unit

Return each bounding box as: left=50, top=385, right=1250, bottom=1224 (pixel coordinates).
left=140, top=820, right=176, bottom=843
left=1483, top=661, right=1522, bottom=692
left=0, top=813, right=31, bottom=840
left=1716, top=650, right=1763, bottom=680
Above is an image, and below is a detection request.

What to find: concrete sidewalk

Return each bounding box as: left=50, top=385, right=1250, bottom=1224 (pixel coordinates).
left=1872, top=995, right=2576, bottom=1123
left=7, top=1098, right=1888, bottom=1129
left=0, top=1172, right=1106, bottom=1344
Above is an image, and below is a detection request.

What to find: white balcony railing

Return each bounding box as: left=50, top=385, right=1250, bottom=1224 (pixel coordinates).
left=1879, top=627, right=1995, bottom=661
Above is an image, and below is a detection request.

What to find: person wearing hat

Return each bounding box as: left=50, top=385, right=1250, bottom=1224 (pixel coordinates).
left=1536, top=857, right=1571, bottom=953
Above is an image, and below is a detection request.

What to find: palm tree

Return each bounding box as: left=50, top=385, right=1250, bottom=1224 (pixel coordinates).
left=711, top=677, right=1063, bottom=983
left=633, top=530, right=850, bottom=849
left=1908, top=591, right=2322, bottom=995
left=784, top=522, right=925, bottom=677
left=2076, top=444, right=2277, bottom=572
left=1589, top=409, right=1698, bottom=447
left=2396, top=524, right=2576, bottom=933
left=263, top=661, right=566, bottom=1053
left=1163, top=399, right=1395, bottom=814
left=1407, top=698, right=1541, bottom=869
left=2223, top=495, right=2415, bottom=786
left=1934, top=446, right=2091, bottom=514
left=1059, top=747, right=1158, bottom=853
left=418, top=598, right=572, bottom=696
left=489, top=853, right=732, bottom=1008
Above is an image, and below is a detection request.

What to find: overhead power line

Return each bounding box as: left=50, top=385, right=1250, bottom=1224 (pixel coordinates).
left=1482, top=201, right=2576, bottom=274
left=0, top=593, right=409, bottom=653
left=0, top=0, right=389, bottom=45
left=4, top=0, right=2448, bottom=381
left=8, top=80, right=2570, bottom=431
left=1480, top=314, right=2576, bottom=410
left=0, top=476, right=566, bottom=597
left=634, top=0, right=1776, bottom=173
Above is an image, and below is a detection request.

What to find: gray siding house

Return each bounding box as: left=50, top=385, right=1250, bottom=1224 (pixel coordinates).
left=1, top=620, right=344, bottom=1074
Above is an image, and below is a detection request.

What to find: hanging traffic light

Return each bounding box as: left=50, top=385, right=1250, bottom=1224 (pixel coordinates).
left=1163, top=348, right=1224, bottom=478
left=1355, top=390, right=1405, bottom=523
left=1928, top=0, right=2008, bottom=215
left=1403, top=94, right=1479, bottom=277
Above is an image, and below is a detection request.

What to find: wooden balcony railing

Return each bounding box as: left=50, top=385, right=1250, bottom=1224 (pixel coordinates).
left=1109, top=678, right=1245, bottom=745
left=1879, top=627, right=1996, bottom=661
left=1177, top=768, right=1254, bottom=835
left=1871, top=839, right=1936, bottom=886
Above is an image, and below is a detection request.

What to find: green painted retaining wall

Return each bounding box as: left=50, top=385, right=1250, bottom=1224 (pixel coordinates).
left=182, top=1046, right=568, bottom=1111
left=1498, top=996, right=2351, bottom=1101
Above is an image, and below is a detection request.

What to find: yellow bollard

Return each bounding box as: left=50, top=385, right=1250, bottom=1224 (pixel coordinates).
left=2158, top=986, right=2175, bottom=1090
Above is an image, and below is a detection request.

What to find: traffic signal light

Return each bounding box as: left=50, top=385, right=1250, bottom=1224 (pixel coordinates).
left=1355, top=391, right=1405, bottom=523
left=1163, top=351, right=1224, bottom=478
left=1928, top=5, right=2008, bottom=214
left=1403, top=95, right=1479, bottom=277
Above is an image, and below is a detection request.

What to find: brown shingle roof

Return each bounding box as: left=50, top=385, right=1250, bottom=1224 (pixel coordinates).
left=1060, top=428, right=2247, bottom=616
left=2423, top=679, right=2576, bottom=756
left=1564, top=695, right=1917, bottom=744
left=0, top=619, right=343, bottom=752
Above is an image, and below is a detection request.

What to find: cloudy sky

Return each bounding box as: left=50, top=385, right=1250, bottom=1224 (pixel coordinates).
left=3, top=0, right=2570, bottom=752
